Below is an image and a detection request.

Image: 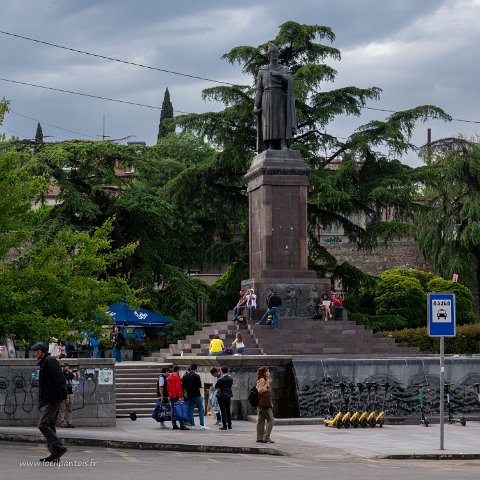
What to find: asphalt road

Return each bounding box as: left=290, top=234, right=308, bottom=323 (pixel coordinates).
left=3, top=441, right=480, bottom=480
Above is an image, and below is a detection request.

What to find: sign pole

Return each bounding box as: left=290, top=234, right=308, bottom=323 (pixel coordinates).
left=427, top=292, right=455, bottom=452
left=439, top=336, right=445, bottom=450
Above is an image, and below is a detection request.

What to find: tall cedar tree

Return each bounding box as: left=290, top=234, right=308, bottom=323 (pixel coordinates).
left=173, top=21, right=450, bottom=291
left=157, top=88, right=175, bottom=141
left=416, top=138, right=480, bottom=310
left=35, top=122, right=44, bottom=143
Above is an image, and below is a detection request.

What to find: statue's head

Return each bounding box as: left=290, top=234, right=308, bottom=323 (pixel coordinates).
left=267, top=43, right=278, bottom=55
left=267, top=42, right=279, bottom=59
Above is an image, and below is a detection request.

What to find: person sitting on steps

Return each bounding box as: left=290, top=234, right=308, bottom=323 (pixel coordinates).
left=333, top=293, right=343, bottom=320
left=232, top=290, right=247, bottom=323
left=256, top=291, right=282, bottom=330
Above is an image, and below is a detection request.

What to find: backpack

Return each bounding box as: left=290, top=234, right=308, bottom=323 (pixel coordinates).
left=222, top=346, right=233, bottom=355
left=248, top=385, right=259, bottom=407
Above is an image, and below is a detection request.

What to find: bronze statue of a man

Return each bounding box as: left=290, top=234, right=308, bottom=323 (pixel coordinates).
left=253, top=43, right=296, bottom=152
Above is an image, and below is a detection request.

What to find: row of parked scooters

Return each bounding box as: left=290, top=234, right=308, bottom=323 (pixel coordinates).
left=324, top=381, right=480, bottom=428
left=324, top=382, right=389, bottom=428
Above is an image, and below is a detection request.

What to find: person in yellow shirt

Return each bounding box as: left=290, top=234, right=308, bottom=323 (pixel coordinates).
left=209, top=335, right=224, bottom=356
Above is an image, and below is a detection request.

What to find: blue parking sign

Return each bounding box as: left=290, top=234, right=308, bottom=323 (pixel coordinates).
left=428, top=293, right=456, bottom=337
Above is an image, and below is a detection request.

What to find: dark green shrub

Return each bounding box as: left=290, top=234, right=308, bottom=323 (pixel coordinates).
left=165, top=310, right=201, bottom=345
left=426, top=278, right=476, bottom=325
left=207, top=261, right=248, bottom=322
left=375, top=272, right=426, bottom=328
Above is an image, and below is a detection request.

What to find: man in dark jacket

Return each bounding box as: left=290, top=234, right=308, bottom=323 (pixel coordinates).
left=182, top=363, right=209, bottom=430
left=215, top=366, right=233, bottom=430
left=256, top=291, right=283, bottom=330
left=31, top=342, right=68, bottom=462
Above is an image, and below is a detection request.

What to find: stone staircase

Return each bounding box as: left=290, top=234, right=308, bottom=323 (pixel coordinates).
left=145, top=315, right=420, bottom=362
left=115, top=362, right=170, bottom=418
left=146, top=319, right=262, bottom=362
left=116, top=317, right=419, bottom=416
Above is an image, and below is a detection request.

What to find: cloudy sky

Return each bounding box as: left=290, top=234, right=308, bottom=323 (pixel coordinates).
left=1, top=0, right=480, bottom=166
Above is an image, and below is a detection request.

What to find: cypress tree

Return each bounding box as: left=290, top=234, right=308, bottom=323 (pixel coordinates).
left=35, top=122, right=44, bottom=143
left=157, top=88, right=174, bottom=141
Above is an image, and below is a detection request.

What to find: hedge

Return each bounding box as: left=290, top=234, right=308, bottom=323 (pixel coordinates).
left=382, top=324, right=480, bottom=354
left=348, top=312, right=407, bottom=332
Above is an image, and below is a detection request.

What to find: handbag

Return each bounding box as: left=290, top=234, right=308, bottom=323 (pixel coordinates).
left=152, top=400, right=172, bottom=422
left=173, top=400, right=190, bottom=423
left=209, top=388, right=219, bottom=411
left=257, top=390, right=273, bottom=409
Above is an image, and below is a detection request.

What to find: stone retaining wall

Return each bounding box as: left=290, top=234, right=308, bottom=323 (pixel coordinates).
left=0, top=359, right=116, bottom=427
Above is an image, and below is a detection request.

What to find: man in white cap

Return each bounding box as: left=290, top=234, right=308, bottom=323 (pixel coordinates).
left=31, top=341, right=68, bottom=462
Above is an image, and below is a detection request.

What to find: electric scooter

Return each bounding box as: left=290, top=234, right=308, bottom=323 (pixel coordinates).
left=348, top=383, right=361, bottom=428
left=414, top=383, right=429, bottom=427
left=336, top=383, right=352, bottom=428
left=359, top=382, right=374, bottom=428
left=324, top=383, right=344, bottom=428
left=445, top=383, right=466, bottom=426
left=373, top=382, right=390, bottom=427
left=366, top=383, right=379, bottom=428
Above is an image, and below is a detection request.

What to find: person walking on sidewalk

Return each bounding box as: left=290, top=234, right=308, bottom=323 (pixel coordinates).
left=31, top=342, right=68, bottom=462
left=215, top=366, right=233, bottom=430
left=256, top=365, right=274, bottom=444
left=256, top=291, right=282, bottom=330
left=182, top=363, right=209, bottom=430
left=111, top=326, right=125, bottom=362
left=58, top=363, right=79, bottom=428
left=167, top=365, right=189, bottom=430
left=156, top=367, right=170, bottom=430
left=209, top=367, right=222, bottom=426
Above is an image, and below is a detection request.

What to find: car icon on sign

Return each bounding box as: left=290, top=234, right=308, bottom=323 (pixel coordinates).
left=437, top=309, right=448, bottom=320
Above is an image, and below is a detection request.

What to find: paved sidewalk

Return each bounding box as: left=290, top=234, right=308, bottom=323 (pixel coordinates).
left=1, top=418, right=480, bottom=459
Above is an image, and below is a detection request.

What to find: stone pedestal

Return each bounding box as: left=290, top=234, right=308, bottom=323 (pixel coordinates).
left=242, top=149, right=329, bottom=314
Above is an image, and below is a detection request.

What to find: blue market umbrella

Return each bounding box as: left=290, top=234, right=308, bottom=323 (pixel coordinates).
left=106, top=302, right=172, bottom=327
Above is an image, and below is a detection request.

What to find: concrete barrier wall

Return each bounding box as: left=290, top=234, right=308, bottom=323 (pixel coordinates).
left=0, top=359, right=116, bottom=427
left=293, top=356, right=480, bottom=422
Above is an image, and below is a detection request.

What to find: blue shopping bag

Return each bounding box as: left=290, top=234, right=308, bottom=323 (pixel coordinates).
left=151, top=400, right=172, bottom=422
left=151, top=400, right=162, bottom=421
left=173, top=400, right=189, bottom=422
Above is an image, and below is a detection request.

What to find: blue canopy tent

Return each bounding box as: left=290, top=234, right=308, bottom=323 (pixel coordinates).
left=106, top=302, right=172, bottom=327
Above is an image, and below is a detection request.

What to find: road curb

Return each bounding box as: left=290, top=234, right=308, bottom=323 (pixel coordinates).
left=0, top=433, right=288, bottom=456
left=382, top=453, right=480, bottom=460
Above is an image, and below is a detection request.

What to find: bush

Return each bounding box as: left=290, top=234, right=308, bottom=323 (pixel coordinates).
left=165, top=310, right=201, bottom=345
left=375, top=273, right=426, bottom=328
left=383, top=324, right=480, bottom=354
left=426, top=278, right=476, bottom=325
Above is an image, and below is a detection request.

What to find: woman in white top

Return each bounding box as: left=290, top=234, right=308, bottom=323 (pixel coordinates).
left=232, top=333, right=245, bottom=355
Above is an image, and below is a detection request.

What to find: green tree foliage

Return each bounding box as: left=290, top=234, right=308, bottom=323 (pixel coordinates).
left=0, top=121, right=46, bottom=258
left=157, top=88, right=175, bottom=141
left=174, top=21, right=450, bottom=292
left=416, top=138, right=480, bottom=309
left=0, top=98, right=9, bottom=125
left=22, top=135, right=216, bottom=321
left=0, top=219, right=139, bottom=344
